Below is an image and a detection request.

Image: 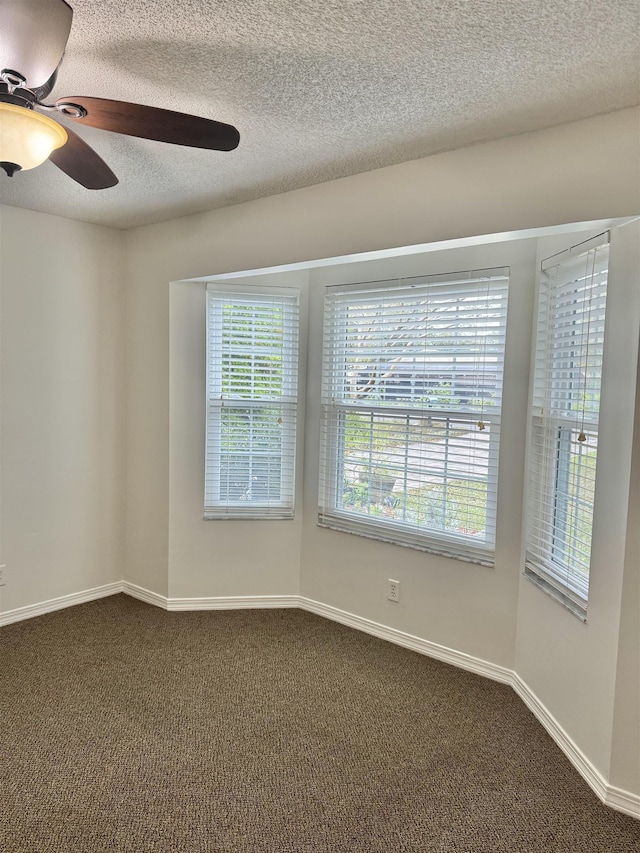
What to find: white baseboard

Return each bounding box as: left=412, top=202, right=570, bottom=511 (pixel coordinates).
left=605, top=785, right=640, bottom=820
left=512, top=674, right=639, bottom=819
left=512, top=674, right=609, bottom=799
left=120, top=583, right=299, bottom=613
left=298, top=599, right=638, bottom=818
left=0, top=582, right=297, bottom=623
left=2, top=581, right=637, bottom=818
left=299, top=596, right=513, bottom=684
left=122, top=581, right=168, bottom=609
left=0, top=581, right=122, bottom=627
left=167, top=594, right=299, bottom=611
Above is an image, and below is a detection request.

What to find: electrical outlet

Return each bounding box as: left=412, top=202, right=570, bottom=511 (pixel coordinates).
left=387, top=578, right=400, bottom=602
left=0, top=564, right=6, bottom=586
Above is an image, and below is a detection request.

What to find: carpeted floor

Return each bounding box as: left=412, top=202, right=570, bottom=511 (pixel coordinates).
left=1, top=594, right=638, bottom=852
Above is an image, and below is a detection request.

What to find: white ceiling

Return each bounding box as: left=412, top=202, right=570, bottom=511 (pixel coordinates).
left=1, top=0, right=638, bottom=229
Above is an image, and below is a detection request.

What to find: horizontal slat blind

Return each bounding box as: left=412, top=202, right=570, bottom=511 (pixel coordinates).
left=205, top=286, right=299, bottom=519
left=319, top=268, right=509, bottom=563
left=525, top=235, right=609, bottom=612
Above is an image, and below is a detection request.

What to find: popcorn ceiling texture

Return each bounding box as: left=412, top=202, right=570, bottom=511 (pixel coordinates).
left=0, top=0, right=638, bottom=228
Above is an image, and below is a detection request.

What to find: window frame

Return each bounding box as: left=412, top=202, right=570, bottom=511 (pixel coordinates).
left=524, top=233, right=610, bottom=617
left=204, top=283, right=300, bottom=520
left=318, top=268, right=509, bottom=564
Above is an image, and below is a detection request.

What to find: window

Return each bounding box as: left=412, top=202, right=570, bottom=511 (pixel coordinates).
left=318, top=268, right=509, bottom=564
left=525, top=234, right=609, bottom=616
left=205, top=285, right=299, bottom=519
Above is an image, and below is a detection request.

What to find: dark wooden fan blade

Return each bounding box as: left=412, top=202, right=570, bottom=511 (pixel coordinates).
left=0, top=0, right=73, bottom=90
left=56, top=96, right=240, bottom=151
left=49, top=126, right=118, bottom=190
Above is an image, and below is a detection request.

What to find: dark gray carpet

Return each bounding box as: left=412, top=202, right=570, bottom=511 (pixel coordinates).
left=1, top=594, right=638, bottom=852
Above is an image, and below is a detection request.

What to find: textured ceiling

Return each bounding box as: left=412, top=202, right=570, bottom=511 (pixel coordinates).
left=1, top=0, right=639, bottom=229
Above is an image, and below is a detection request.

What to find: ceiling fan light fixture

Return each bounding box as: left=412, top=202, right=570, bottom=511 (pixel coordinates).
left=0, top=101, right=67, bottom=175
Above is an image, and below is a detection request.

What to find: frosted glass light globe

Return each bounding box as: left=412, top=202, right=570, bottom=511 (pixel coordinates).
left=0, top=102, right=68, bottom=172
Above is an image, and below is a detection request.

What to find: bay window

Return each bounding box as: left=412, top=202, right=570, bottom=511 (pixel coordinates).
left=204, top=285, right=299, bottom=519
left=525, top=234, right=609, bottom=615
left=318, top=269, right=509, bottom=564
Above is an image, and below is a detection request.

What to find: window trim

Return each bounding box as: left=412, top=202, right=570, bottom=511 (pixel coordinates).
left=524, top=232, right=610, bottom=617
left=318, top=267, right=509, bottom=564
left=204, top=283, right=300, bottom=520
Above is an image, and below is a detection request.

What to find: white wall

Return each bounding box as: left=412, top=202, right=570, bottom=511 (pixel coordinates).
left=513, top=221, right=640, bottom=788
left=1, top=108, right=634, bottom=802
left=123, top=109, right=640, bottom=803
left=300, top=239, right=536, bottom=669
left=121, top=110, right=640, bottom=812
left=0, top=205, right=125, bottom=613
left=167, top=272, right=308, bottom=599
left=610, top=341, right=640, bottom=795
left=125, top=107, right=640, bottom=598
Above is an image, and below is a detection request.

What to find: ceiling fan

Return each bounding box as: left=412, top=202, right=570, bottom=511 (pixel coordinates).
left=0, top=0, right=240, bottom=189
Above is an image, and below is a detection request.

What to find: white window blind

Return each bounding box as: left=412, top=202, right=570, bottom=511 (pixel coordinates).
left=205, top=285, right=299, bottom=519
left=318, top=268, right=509, bottom=564
left=525, top=233, right=609, bottom=615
